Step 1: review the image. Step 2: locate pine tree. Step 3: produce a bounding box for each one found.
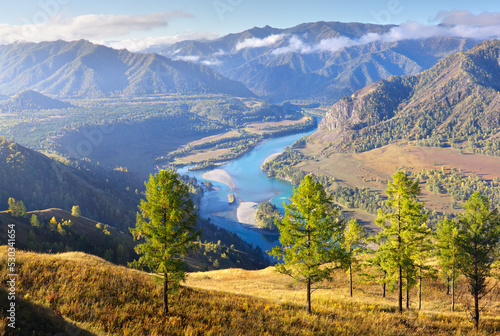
[436,218,460,311]
[30,214,41,228]
[342,219,366,297]
[374,171,428,313]
[269,175,346,314]
[455,192,500,330]
[130,170,200,314]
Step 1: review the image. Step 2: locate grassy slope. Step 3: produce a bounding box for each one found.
[1,248,499,335]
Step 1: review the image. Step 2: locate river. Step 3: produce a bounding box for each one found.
[179,128,317,252]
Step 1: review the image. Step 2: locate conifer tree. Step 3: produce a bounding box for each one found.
[342,219,366,297]
[130,170,200,314]
[71,205,81,217]
[8,197,26,217]
[374,171,428,313]
[436,218,460,311]
[455,192,500,330]
[269,175,346,314]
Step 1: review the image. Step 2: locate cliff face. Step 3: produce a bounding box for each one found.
[319,97,362,131]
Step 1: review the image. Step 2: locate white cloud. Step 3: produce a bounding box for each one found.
[103,31,219,52]
[0,11,192,44]
[270,11,500,56]
[272,35,312,55]
[436,10,500,27]
[173,55,200,63]
[235,34,285,51]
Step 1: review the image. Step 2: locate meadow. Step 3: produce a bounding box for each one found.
[1,247,499,335]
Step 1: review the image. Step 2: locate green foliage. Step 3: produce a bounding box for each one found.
[343,219,366,297]
[130,170,200,313]
[269,175,346,313]
[255,202,282,231]
[0,138,141,230]
[30,214,41,228]
[8,197,26,217]
[262,148,333,186]
[436,217,460,310]
[374,171,429,313]
[455,192,500,329]
[71,205,81,217]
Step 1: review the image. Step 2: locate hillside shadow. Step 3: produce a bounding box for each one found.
[0,287,95,336]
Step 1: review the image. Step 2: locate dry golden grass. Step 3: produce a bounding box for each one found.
[1,247,499,335]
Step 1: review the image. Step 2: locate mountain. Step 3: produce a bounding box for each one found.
[0,137,141,230]
[0,90,72,112]
[0,40,255,98]
[316,39,500,156]
[160,22,476,103]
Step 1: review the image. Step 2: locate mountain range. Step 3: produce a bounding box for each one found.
[0,40,254,98]
[160,22,477,103]
[316,39,500,155]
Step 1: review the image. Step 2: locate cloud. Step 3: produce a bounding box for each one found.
[0,11,193,44]
[436,10,500,27]
[173,55,200,63]
[103,31,219,52]
[272,35,312,55]
[235,34,285,51]
[269,11,500,56]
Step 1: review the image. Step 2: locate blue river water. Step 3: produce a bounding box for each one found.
[179,128,316,252]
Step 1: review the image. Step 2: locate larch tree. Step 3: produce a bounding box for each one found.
[269,175,346,314]
[8,197,26,217]
[130,170,200,315]
[374,171,428,314]
[71,205,81,217]
[412,223,434,311]
[342,219,366,297]
[436,218,460,311]
[455,192,500,330]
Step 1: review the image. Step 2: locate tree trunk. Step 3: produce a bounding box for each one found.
[382,270,386,298]
[451,264,455,312]
[164,273,169,315]
[307,278,312,314]
[418,268,422,311]
[446,275,450,295]
[474,244,479,330]
[398,265,403,313]
[349,264,353,297]
[406,276,410,310]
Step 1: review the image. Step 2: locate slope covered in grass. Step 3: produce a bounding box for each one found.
[1,248,499,335]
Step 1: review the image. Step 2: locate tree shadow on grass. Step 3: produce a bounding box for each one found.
[0,286,95,336]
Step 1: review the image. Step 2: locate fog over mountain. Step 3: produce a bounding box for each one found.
[157,20,493,103]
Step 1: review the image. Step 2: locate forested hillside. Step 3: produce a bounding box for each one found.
[317,39,500,155]
[0,90,72,112]
[0,137,141,229]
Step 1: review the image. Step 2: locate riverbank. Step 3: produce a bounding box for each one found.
[262,152,282,165]
[201,169,236,189]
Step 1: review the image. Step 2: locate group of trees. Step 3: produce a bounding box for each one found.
[268,172,500,331]
[129,169,499,330]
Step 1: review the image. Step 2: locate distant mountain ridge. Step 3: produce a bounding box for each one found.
[160,21,477,103]
[316,39,500,156]
[0,40,255,98]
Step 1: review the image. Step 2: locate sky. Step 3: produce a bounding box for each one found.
[0,0,500,51]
